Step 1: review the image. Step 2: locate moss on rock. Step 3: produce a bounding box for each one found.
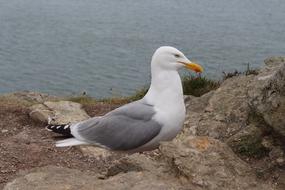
[227,125,269,158]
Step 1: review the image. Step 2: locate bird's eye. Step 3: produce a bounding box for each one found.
[174,54,181,58]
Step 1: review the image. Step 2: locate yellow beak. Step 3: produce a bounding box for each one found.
[179,61,204,73]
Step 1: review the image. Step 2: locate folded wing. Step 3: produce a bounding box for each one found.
[72,100,162,151]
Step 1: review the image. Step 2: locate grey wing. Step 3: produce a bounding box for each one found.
[75,100,162,151]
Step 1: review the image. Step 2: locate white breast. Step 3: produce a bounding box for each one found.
[153,89,185,140]
[136,98,185,151]
[136,70,186,151]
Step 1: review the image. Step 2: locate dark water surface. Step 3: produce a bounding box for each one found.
[0,0,284,97]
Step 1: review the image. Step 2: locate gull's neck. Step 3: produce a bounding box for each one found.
[144,65,184,107]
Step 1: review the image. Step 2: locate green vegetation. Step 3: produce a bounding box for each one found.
[182,75,220,97]
[229,111,270,159]
[233,135,268,159]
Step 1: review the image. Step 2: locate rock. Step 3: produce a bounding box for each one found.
[6,141,273,190]
[248,57,285,139]
[226,125,268,158]
[184,75,254,140]
[4,136,274,190]
[29,104,54,123]
[79,146,112,160]
[29,101,90,124]
[1,129,8,133]
[4,166,182,190]
[160,136,272,190]
[102,154,159,178]
[183,57,285,160]
[269,146,285,167]
[181,91,214,137]
[3,166,99,190]
[184,91,214,112]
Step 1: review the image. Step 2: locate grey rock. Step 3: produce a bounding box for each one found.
[184,56,285,148]
[184,75,254,141]
[181,92,214,138]
[4,166,97,190]
[1,129,8,133]
[226,124,268,158]
[4,166,182,190]
[29,101,90,124]
[248,57,285,138]
[185,91,214,112]
[79,146,112,159]
[269,146,285,167]
[5,137,274,190]
[160,136,273,190]
[102,153,166,178]
[29,104,54,123]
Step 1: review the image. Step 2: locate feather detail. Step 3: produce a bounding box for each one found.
[46,124,72,137]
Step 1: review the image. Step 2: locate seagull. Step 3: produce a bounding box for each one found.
[46,46,203,152]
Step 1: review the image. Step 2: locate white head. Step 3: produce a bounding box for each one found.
[151,46,203,73]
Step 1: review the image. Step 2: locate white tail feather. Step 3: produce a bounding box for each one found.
[56,138,88,147]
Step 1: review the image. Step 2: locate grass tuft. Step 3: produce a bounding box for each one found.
[182,75,220,97]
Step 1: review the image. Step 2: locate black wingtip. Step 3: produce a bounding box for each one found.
[46,124,73,137]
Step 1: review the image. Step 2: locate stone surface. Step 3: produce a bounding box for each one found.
[79,146,112,159]
[181,92,214,138]
[248,57,285,138]
[29,101,90,124]
[160,136,272,190]
[4,137,274,190]
[183,57,285,151]
[29,104,54,123]
[269,146,285,167]
[195,75,254,140]
[183,75,251,145]
[4,166,182,190]
[183,74,255,141]
[226,124,268,158]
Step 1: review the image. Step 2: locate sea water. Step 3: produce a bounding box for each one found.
[0,0,284,97]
